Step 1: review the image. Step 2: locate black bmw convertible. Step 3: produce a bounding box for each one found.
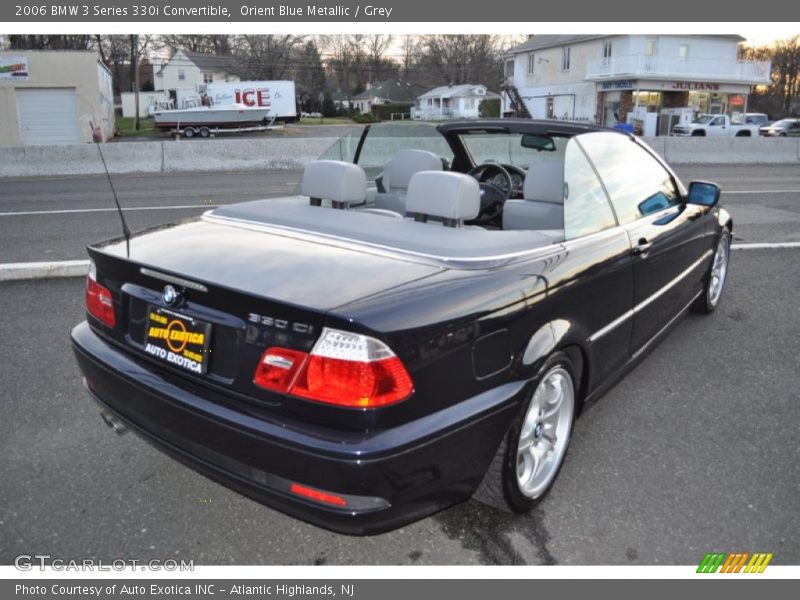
[71,119,732,534]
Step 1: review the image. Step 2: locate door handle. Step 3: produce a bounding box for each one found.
[632,239,652,256]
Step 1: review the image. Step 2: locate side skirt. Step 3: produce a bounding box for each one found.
[581,289,703,409]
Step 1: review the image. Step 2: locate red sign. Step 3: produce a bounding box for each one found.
[672,82,720,91]
[234,88,272,108]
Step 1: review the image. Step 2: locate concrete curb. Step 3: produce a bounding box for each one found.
[0,138,338,178]
[2,135,799,178]
[1,244,798,281]
[0,260,90,282]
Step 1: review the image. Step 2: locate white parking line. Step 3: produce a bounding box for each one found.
[0,204,217,217]
[731,242,800,249]
[0,259,90,281]
[725,190,800,194]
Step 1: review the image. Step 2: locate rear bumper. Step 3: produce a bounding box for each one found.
[71,321,524,534]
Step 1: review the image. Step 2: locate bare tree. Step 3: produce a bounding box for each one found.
[399,35,420,81]
[233,35,306,80]
[741,36,800,116]
[7,35,93,50]
[158,35,232,55]
[415,35,503,87]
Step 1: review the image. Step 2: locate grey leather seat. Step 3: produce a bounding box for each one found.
[406,171,480,228]
[502,161,565,232]
[375,149,443,216]
[301,160,367,209]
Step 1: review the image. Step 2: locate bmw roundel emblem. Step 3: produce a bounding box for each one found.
[162,285,180,306]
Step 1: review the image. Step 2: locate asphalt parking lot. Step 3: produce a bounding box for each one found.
[1,164,799,565]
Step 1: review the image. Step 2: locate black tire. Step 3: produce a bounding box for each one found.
[735,130,751,137]
[693,229,731,314]
[198,127,211,138]
[473,352,578,513]
[692,130,706,137]
[182,128,196,139]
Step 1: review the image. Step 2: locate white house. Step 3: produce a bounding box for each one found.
[502,35,771,136]
[412,84,500,120]
[153,49,240,94]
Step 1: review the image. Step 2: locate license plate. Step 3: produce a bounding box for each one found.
[144,307,212,374]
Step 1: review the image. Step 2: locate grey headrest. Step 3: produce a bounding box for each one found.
[384,150,442,191]
[406,171,480,221]
[523,161,565,204]
[302,160,367,205]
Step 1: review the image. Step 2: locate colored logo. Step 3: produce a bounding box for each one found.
[697,552,773,573]
[162,285,181,306]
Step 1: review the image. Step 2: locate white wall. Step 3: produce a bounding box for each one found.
[121,91,169,117]
[626,35,740,61]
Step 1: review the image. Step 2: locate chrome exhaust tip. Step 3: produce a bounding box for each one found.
[99,408,128,435]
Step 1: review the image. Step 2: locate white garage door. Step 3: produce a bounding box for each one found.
[16,88,82,144]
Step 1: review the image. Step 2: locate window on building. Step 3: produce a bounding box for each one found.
[527,53,535,75]
[546,97,555,119]
[646,39,658,56]
[505,60,515,78]
[178,68,185,81]
[602,40,613,63]
[679,44,689,60]
[203,72,214,84]
[561,47,571,72]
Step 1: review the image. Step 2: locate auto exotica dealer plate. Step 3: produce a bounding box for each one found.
[144,307,211,374]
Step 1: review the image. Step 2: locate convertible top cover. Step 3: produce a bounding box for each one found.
[208,200,563,264]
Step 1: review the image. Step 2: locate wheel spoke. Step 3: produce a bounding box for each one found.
[514,365,575,499]
[543,376,564,418]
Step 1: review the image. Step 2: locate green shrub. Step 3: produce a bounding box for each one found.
[371,102,413,121]
[479,98,501,118]
[353,112,380,123]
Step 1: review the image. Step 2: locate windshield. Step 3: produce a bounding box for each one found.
[459,133,568,170]
[693,115,714,124]
[772,119,793,128]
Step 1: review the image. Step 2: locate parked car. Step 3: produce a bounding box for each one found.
[672,114,760,137]
[759,118,800,137]
[72,120,732,534]
[740,112,770,127]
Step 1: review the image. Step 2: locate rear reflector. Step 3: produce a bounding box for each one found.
[253,347,307,393]
[252,328,413,408]
[289,483,348,507]
[86,272,115,328]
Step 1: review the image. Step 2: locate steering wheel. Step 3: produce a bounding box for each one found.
[466,162,513,226]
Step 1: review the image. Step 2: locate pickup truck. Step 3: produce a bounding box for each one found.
[672,114,764,137]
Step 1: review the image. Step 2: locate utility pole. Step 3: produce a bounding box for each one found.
[132,34,140,131]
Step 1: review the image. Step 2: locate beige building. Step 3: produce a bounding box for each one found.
[0,50,114,145]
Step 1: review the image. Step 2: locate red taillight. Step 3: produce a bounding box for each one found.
[86,274,115,328]
[253,347,307,393]
[292,355,413,408]
[289,482,348,507]
[253,328,414,408]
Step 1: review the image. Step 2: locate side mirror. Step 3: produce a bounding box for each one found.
[687,181,721,207]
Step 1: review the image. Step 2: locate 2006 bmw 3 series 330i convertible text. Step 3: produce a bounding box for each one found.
[71,119,732,534]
